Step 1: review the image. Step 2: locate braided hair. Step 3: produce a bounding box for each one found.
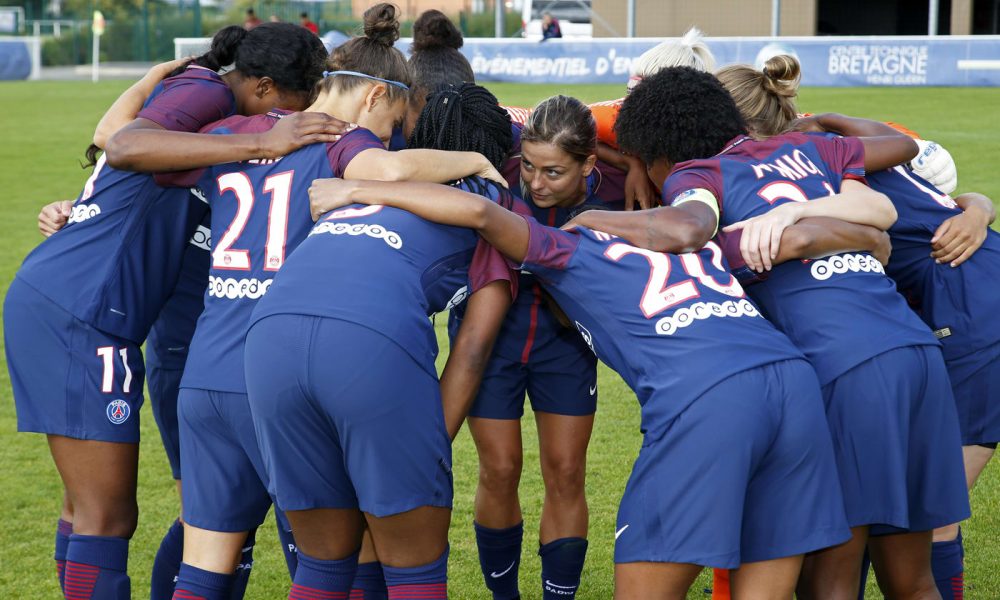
[408,83,512,171]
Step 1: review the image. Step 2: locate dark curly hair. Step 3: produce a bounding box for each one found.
[615,67,747,166]
[408,83,512,170]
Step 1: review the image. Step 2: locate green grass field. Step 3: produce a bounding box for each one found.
[0,81,998,599]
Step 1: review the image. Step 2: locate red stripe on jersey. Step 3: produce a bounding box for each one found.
[519,207,559,364]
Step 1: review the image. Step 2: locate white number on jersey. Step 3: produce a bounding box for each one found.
[213,170,294,271]
[892,165,957,209]
[604,240,745,318]
[96,346,133,394]
[758,179,836,205]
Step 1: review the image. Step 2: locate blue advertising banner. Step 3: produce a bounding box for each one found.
[393,36,1000,87]
[0,38,34,80]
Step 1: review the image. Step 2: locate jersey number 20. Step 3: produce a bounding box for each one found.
[605,240,744,318]
[213,170,294,271]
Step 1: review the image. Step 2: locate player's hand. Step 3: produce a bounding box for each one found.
[260,112,355,160]
[38,200,74,237]
[561,211,593,232]
[308,178,360,221]
[624,163,658,211]
[930,207,989,267]
[722,203,803,272]
[790,115,827,134]
[477,161,509,189]
[873,231,893,266]
[911,140,958,195]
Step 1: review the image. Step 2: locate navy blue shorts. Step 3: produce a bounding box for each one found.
[4,277,145,443]
[147,364,183,479]
[178,388,272,532]
[614,359,849,568]
[948,341,1000,446]
[245,315,453,517]
[822,344,970,532]
[467,348,598,420]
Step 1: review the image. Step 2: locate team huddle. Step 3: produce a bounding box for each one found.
[5,4,999,599]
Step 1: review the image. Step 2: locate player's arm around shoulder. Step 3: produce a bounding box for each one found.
[566,192,719,254]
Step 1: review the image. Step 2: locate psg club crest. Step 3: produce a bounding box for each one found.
[106,399,130,425]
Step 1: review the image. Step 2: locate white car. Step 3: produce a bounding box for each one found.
[521,0,592,39]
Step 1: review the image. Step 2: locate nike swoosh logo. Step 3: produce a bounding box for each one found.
[490,561,516,578]
[545,580,578,590]
[615,525,629,540]
[109,308,126,316]
[589,384,597,396]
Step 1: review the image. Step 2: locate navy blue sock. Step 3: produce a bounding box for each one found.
[474,521,522,600]
[383,547,448,599]
[151,519,184,600]
[64,534,130,600]
[229,529,256,600]
[289,551,358,600]
[932,531,964,600]
[172,563,234,600]
[857,548,870,600]
[275,514,299,577]
[55,519,73,593]
[539,537,587,600]
[350,561,388,599]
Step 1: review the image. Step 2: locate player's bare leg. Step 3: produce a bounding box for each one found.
[868,530,939,600]
[365,506,451,567]
[536,411,594,543]
[48,435,138,538]
[614,562,703,599]
[181,525,248,574]
[61,493,74,523]
[797,526,869,600]
[469,417,524,528]
[284,508,366,560]
[730,555,803,599]
[358,528,379,562]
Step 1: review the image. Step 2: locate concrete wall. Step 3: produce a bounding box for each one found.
[592,0,817,37]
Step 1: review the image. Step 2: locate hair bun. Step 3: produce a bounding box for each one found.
[762,54,801,98]
[363,3,401,47]
[204,25,248,71]
[412,10,463,51]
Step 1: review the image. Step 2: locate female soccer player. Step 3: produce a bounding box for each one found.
[302,169,911,598]
[4,23,338,599]
[244,82,516,600]
[452,95,603,600]
[717,55,1000,600]
[152,8,505,599]
[402,9,475,140]
[570,66,970,600]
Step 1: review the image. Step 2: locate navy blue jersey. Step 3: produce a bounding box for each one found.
[250,178,518,378]
[521,219,803,435]
[145,218,211,371]
[172,115,384,393]
[16,67,234,344]
[663,133,937,385]
[867,166,1000,361]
